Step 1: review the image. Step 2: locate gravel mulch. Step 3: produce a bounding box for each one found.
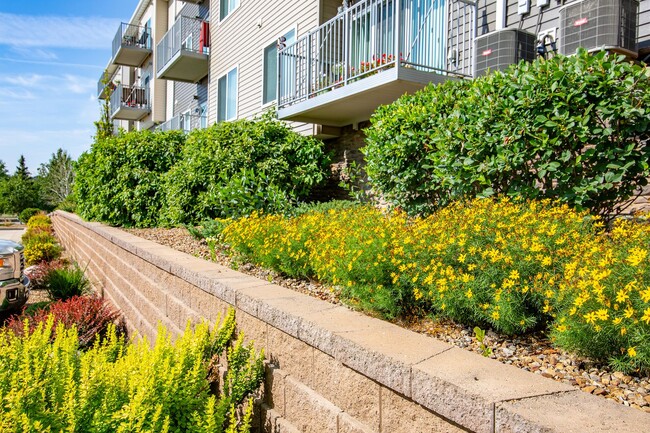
[126,227,650,413]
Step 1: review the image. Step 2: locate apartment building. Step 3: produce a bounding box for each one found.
[97,0,210,134]
[100,0,649,143]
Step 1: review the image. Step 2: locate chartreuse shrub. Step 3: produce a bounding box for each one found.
[75,129,185,227]
[22,214,61,265]
[161,114,330,225]
[221,198,650,372]
[0,309,264,432]
[364,49,650,218]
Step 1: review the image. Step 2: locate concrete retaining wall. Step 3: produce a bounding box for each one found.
[51,211,649,433]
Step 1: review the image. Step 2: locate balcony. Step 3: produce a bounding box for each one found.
[112,22,152,67]
[156,114,207,132]
[110,84,151,121]
[277,0,476,126]
[156,16,209,83]
[97,70,115,100]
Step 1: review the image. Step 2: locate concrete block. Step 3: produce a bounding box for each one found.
[236,309,268,355]
[411,347,574,433]
[264,364,288,417]
[380,386,464,433]
[332,324,450,398]
[298,306,394,355]
[191,284,231,324]
[338,412,377,433]
[284,376,340,433]
[267,326,313,384]
[495,390,650,433]
[312,350,380,432]
[235,282,295,317]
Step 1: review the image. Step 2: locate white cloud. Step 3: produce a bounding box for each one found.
[0,13,119,49]
[9,47,58,61]
[0,73,96,99]
[0,88,36,100]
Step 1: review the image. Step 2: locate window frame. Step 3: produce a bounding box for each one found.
[216,65,238,122]
[220,0,240,23]
[261,25,297,108]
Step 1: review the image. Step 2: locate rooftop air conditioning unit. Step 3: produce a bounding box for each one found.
[559,0,639,58]
[474,29,537,77]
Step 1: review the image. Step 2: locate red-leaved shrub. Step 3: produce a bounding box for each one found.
[24,259,68,290]
[7,296,124,348]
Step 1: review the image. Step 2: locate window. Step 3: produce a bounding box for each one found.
[179,110,191,132]
[262,29,296,105]
[220,0,239,21]
[199,102,207,128]
[217,67,238,122]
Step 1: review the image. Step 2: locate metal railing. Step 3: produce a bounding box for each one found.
[278,0,476,109]
[156,114,207,132]
[112,22,151,58]
[110,84,150,117]
[156,16,208,74]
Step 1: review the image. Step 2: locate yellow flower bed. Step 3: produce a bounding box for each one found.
[221,199,650,372]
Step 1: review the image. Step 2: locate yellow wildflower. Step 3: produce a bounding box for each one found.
[628,347,637,358]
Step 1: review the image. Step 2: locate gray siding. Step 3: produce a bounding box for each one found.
[477,0,649,57]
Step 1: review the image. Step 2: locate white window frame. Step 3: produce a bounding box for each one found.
[220,0,240,23]
[261,25,297,108]
[180,109,191,132]
[217,66,238,122]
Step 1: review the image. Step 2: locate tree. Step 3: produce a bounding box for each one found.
[15,155,30,180]
[37,148,75,207]
[0,156,44,214]
[0,160,8,181]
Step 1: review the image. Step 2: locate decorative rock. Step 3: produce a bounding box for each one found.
[582,386,597,394]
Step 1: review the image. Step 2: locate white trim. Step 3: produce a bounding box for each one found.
[216,65,239,122]
[496,0,506,30]
[219,0,240,24]
[260,24,298,108]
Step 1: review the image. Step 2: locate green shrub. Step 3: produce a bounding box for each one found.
[0,309,264,432]
[44,263,91,301]
[75,129,186,227]
[364,49,650,218]
[161,114,330,225]
[19,208,41,224]
[289,199,361,217]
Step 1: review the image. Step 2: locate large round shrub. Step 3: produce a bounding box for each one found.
[161,115,330,225]
[364,49,650,218]
[75,130,185,227]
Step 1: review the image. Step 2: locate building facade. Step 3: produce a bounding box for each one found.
[99,0,649,139]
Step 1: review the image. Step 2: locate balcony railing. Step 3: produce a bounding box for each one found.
[97,70,115,100]
[112,22,152,66]
[156,114,207,132]
[278,0,476,120]
[156,16,209,83]
[110,84,151,121]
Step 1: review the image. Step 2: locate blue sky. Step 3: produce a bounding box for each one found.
[0,0,137,175]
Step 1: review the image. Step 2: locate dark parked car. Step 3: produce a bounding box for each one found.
[0,239,30,313]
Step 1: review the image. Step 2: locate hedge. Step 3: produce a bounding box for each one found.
[364,49,650,218]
